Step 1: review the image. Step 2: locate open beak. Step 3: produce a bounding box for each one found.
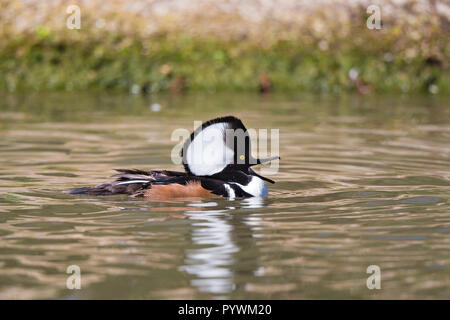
[248,156,280,184]
[256,156,280,165]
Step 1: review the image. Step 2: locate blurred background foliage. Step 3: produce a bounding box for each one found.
[0,0,448,94]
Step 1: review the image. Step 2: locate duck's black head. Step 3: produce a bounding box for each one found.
[180,116,280,183]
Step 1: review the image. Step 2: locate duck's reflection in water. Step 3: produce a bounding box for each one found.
[179,198,265,296]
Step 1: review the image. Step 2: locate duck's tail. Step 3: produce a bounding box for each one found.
[66,183,145,196]
[66,169,187,196]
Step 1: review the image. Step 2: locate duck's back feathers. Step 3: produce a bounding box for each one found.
[66,169,186,196]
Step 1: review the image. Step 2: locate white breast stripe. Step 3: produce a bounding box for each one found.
[233,176,268,198]
[224,184,236,199]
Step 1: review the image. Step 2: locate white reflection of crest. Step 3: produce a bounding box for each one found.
[179,200,266,296]
[179,205,238,294]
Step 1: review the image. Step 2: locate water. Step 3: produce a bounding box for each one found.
[0,92,449,299]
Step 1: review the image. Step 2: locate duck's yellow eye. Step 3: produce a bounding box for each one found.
[239,155,245,160]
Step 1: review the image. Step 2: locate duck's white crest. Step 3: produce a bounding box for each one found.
[184,122,234,176]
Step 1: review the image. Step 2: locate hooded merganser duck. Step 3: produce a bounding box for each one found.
[67,116,279,199]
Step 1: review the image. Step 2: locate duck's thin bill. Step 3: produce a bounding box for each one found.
[256,156,280,165]
[248,167,276,184]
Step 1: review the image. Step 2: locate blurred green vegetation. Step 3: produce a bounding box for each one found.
[0,1,448,94]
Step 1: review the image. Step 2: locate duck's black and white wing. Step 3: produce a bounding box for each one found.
[66,169,186,196]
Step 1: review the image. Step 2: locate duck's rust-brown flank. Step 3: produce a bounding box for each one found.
[143,181,214,199]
